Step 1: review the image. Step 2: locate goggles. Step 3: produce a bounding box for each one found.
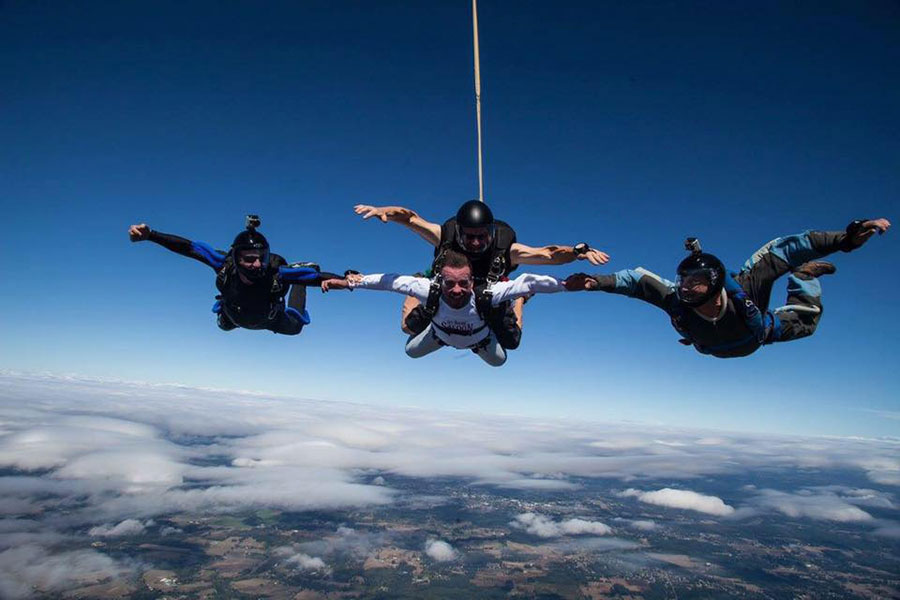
[441,277,473,291]
[676,268,718,301]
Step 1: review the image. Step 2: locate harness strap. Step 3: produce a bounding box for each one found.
[474,285,494,320]
[469,335,494,351]
[430,327,448,347]
[422,276,443,320]
[215,254,290,321]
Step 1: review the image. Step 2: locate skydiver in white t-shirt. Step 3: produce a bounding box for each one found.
[321,250,594,366]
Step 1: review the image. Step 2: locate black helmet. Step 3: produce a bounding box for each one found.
[231,216,270,281]
[676,252,725,307]
[455,200,495,254]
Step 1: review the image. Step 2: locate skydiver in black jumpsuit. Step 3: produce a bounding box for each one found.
[129,217,346,335]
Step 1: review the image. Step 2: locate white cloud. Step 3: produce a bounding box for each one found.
[55,450,185,491]
[872,522,900,538]
[695,437,729,445]
[511,513,613,538]
[288,553,327,570]
[620,488,735,516]
[809,486,896,509]
[853,456,900,486]
[88,519,148,537]
[0,544,131,600]
[424,539,458,562]
[292,527,388,560]
[559,518,614,536]
[748,489,874,522]
[629,520,657,531]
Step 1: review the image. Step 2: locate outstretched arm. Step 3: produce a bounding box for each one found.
[354,205,442,247]
[510,242,610,267]
[489,272,612,305]
[584,268,674,310]
[322,273,432,302]
[489,273,565,304]
[278,265,345,286]
[128,223,225,270]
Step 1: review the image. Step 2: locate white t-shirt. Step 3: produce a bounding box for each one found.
[353,273,566,348]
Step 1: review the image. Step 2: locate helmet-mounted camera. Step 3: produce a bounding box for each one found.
[684,237,702,255]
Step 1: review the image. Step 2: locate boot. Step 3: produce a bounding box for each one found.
[793,261,836,279]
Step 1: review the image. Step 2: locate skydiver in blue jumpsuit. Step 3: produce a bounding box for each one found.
[584,218,891,358]
[128,216,347,335]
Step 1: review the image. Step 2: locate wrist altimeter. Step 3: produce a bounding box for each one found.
[843,219,870,251]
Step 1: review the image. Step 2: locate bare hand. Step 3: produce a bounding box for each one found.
[354,204,389,223]
[129,223,151,242]
[576,248,610,266]
[563,273,598,291]
[346,272,363,285]
[321,278,350,293]
[851,218,891,247]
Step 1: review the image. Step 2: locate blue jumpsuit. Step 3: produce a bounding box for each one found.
[590,230,849,358]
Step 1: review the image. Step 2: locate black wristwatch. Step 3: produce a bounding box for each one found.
[842,219,868,252]
[573,242,590,256]
[846,219,868,237]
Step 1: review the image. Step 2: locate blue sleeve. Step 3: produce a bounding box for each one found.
[612,269,645,295]
[278,266,325,284]
[190,241,226,270]
[590,268,674,309]
[147,230,226,271]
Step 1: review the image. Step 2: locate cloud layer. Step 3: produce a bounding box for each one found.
[0,373,898,596]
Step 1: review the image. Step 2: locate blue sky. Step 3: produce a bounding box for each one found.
[2,1,897,437]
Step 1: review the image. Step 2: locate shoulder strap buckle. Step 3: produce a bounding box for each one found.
[474,284,494,319]
[487,255,505,284]
[423,275,443,318]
